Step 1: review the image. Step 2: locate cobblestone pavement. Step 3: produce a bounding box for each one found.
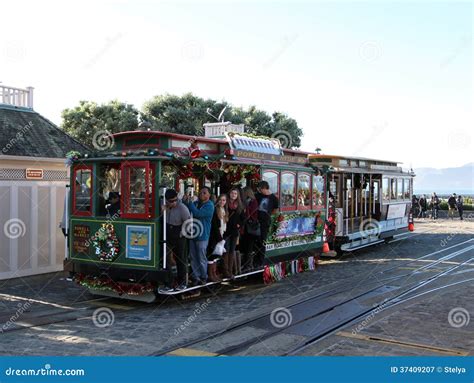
[0,217,472,356]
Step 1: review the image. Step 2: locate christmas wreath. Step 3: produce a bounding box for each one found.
[91,223,120,262]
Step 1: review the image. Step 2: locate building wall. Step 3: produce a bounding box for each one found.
[0,157,68,280]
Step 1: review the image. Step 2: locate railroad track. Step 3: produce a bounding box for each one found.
[155,240,474,356]
[1,233,471,341]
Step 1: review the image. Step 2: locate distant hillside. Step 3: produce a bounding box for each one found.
[414,163,474,195]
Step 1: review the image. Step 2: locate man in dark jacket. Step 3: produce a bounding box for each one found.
[105,192,121,218]
[255,181,279,268]
[448,193,457,219]
[457,195,464,220]
[430,192,440,220]
[418,195,427,219]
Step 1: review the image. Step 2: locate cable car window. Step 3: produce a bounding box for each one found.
[313,175,325,208]
[73,166,93,216]
[98,165,121,217]
[178,178,199,200]
[391,178,397,200]
[281,172,296,209]
[382,177,390,202]
[297,173,311,209]
[373,180,380,201]
[262,170,279,195]
[121,161,152,218]
[161,164,176,189]
[404,178,411,199]
[397,178,403,200]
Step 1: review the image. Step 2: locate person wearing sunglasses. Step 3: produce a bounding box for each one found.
[160,189,191,292]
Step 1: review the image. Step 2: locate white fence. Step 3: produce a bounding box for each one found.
[0,179,66,280]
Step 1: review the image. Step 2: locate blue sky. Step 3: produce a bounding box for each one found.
[1,0,472,168]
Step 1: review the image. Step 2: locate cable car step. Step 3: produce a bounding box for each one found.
[157,268,264,296]
[88,288,157,303]
[341,239,385,252]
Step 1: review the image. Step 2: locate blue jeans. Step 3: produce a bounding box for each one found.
[189,240,209,281]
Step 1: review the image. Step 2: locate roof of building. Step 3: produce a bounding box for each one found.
[0,104,90,158]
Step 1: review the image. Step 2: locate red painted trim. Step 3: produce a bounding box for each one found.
[72,164,93,216]
[280,171,297,211]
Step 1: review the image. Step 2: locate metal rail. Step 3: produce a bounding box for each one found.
[153,240,474,356]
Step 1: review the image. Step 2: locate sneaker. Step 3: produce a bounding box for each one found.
[175,283,187,291]
[158,286,174,294]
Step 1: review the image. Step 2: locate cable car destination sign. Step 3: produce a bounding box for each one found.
[225,132,306,165]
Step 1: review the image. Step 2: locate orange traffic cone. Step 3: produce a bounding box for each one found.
[408,212,415,231]
[322,242,330,253]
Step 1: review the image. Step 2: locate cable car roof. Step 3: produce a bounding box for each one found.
[308,154,402,166]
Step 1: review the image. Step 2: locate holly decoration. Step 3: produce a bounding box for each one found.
[75,274,155,296]
[92,223,120,262]
[223,164,259,184]
[325,193,336,244]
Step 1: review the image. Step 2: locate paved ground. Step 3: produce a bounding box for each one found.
[0,216,472,356]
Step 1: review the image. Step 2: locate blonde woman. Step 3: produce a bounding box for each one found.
[207,194,229,281]
[225,187,245,276]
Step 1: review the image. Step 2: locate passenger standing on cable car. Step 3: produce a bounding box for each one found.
[207,194,228,281]
[160,189,191,293]
[241,186,259,271]
[225,187,245,276]
[183,187,214,285]
[255,181,279,268]
[105,192,121,218]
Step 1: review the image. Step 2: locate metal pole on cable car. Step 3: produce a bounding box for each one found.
[64,184,70,259]
[162,187,167,270]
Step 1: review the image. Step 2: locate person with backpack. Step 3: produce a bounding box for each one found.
[430,192,440,220]
[448,193,457,220]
